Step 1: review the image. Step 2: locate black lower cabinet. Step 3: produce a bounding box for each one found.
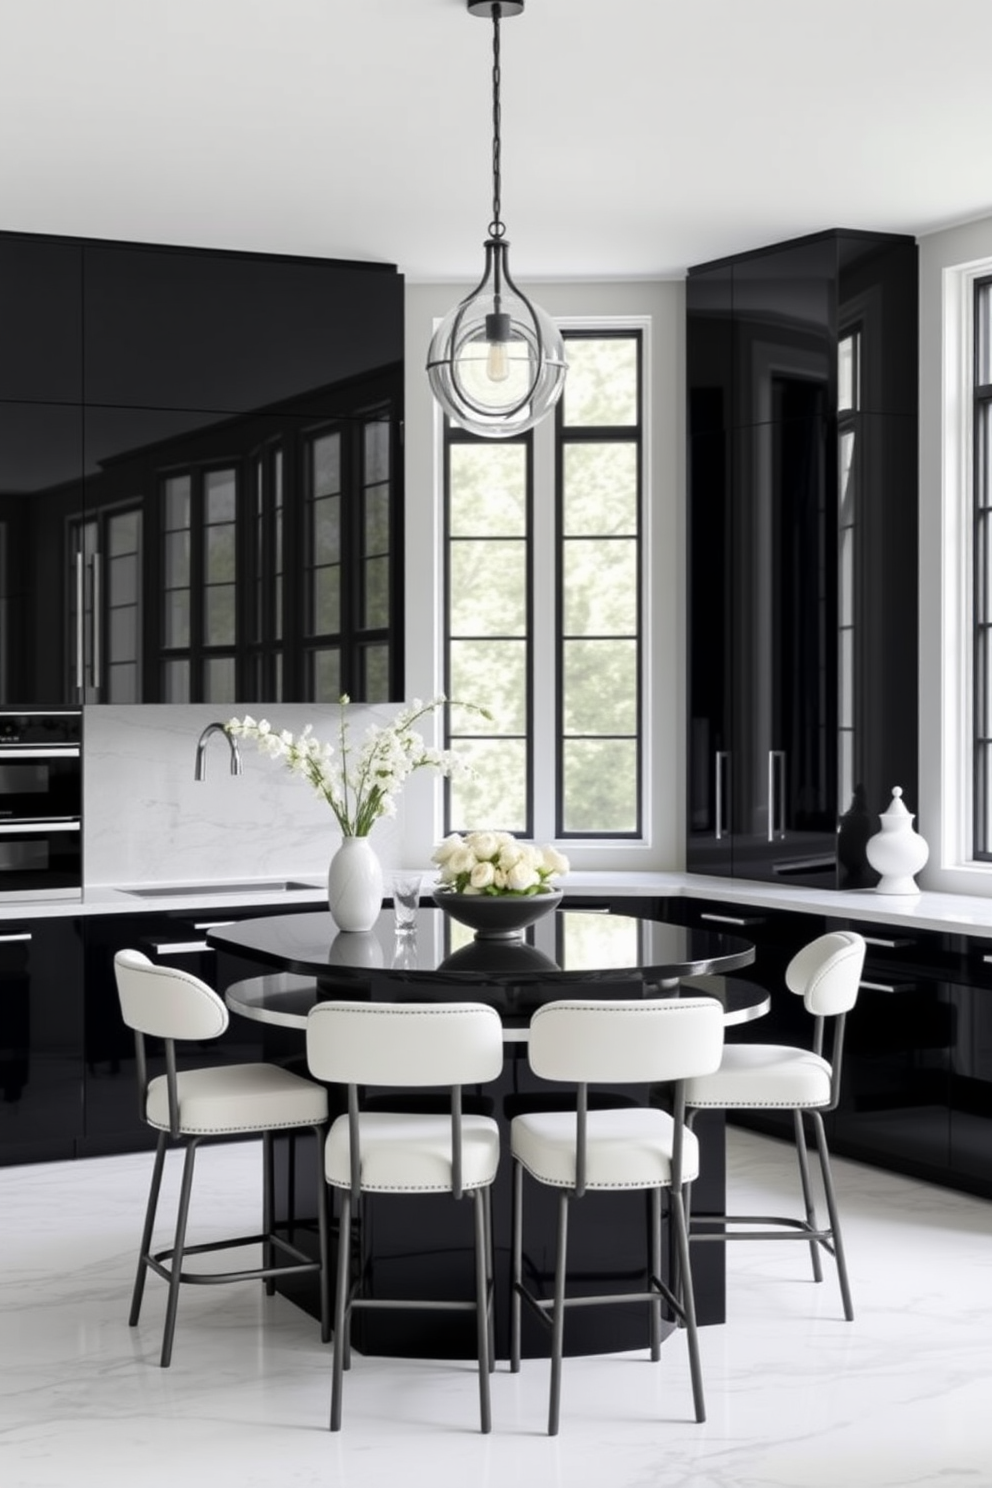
[654,898,992,1200]
[0,917,84,1164]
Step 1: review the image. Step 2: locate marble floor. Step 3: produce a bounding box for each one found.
[1,1128,990,1488]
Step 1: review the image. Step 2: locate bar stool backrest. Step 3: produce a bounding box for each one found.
[114,948,229,1041]
[527,997,724,1086]
[785,931,866,1017]
[307,1000,504,1088]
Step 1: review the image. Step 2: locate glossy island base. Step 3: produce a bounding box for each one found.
[264,1046,727,1359]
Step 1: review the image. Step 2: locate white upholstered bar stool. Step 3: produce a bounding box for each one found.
[510,997,725,1435]
[684,929,866,1319]
[306,1000,503,1433]
[114,949,330,1367]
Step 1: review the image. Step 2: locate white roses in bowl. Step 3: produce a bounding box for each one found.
[432,830,570,897]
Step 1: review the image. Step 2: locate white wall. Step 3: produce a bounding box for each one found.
[918,212,992,893]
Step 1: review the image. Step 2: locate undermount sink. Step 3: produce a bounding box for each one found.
[120,880,320,898]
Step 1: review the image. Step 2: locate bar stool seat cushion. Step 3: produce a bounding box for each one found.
[685,1045,832,1110]
[512,1106,700,1190]
[324,1110,500,1193]
[145,1062,329,1136]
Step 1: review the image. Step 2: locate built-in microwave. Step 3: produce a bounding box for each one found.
[0,711,82,900]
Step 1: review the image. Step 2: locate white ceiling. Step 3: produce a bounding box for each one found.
[1,0,991,282]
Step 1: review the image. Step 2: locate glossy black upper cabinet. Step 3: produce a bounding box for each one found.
[0,235,82,404]
[0,401,84,706]
[0,231,405,705]
[686,229,919,890]
[83,243,404,416]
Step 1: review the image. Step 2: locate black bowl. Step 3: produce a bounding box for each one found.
[432,886,563,939]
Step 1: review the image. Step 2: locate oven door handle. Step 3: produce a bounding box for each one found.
[0,746,81,759]
[0,820,81,834]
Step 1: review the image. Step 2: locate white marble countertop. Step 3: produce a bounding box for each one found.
[5,868,992,939]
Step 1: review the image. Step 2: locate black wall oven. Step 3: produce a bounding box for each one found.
[0,711,82,900]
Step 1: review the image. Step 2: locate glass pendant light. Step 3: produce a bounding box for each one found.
[427,0,567,439]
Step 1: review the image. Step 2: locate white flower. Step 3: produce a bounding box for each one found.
[469,860,496,890]
[225,695,488,838]
[506,860,539,892]
[540,846,570,877]
[432,831,569,897]
[466,830,500,860]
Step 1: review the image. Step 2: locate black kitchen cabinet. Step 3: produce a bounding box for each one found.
[83,242,403,417]
[686,230,918,889]
[0,235,82,404]
[0,917,84,1164]
[0,401,85,706]
[0,230,405,706]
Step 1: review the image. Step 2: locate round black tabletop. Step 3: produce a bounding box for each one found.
[209,906,762,1030]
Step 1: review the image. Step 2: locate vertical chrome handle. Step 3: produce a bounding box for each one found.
[91,551,102,691]
[74,550,84,693]
[768,750,786,841]
[715,750,730,840]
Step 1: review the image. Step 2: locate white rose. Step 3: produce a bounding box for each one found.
[540,846,570,877]
[431,834,462,866]
[448,846,476,876]
[506,861,539,893]
[466,830,500,861]
[498,842,523,870]
[469,861,495,889]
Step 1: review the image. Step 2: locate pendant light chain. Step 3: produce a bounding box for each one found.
[489,4,505,240]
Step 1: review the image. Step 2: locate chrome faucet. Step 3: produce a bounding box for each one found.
[194,722,243,781]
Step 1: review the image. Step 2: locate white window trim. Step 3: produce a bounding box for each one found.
[942,257,988,871]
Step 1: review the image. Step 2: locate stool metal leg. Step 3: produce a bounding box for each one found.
[314,1128,331,1345]
[548,1191,570,1437]
[812,1111,854,1321]
[670,1185,705,1424]
[472,1188,492,1434]
[793,1109,824,1283]
[160,1138,199,1368]
[649,1186,662,1361]
[263,1130,276,1296]
[130,1130,167,1328]
[330,1189,352,1431]
[510,1160,523,1373]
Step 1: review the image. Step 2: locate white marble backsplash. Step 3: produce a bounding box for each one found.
[82,704,441,888]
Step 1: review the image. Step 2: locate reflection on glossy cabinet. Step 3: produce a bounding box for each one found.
[686,229,919,889]
[0,918,84,1164]
[0,230,405,706]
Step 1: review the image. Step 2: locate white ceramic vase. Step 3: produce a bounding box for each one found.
[327,836,384,932]
[865,787,929,894]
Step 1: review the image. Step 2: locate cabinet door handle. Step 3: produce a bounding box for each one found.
[150,940,215,955]
[715,751,730,840]
[859,979,913,994]
[768,750,786,841]
[75,550,84,694]
[864,936,914,949]
[91,551,102,692]
[700,912,755,927]
[982,954,992,965]
[0,932,32,943]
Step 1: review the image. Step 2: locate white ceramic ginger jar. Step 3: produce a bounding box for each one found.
[865,787,928,894]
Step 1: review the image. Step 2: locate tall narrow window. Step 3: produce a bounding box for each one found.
[445,437,531,832]
[557,333,642,836]
[973,279,992,856]
[442,325,645,842]
[837,329,860,810]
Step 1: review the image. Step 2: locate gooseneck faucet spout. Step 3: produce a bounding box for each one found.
[194,722,243,781]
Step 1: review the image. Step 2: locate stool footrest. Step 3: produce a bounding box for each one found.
[147,1230,322,1287]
